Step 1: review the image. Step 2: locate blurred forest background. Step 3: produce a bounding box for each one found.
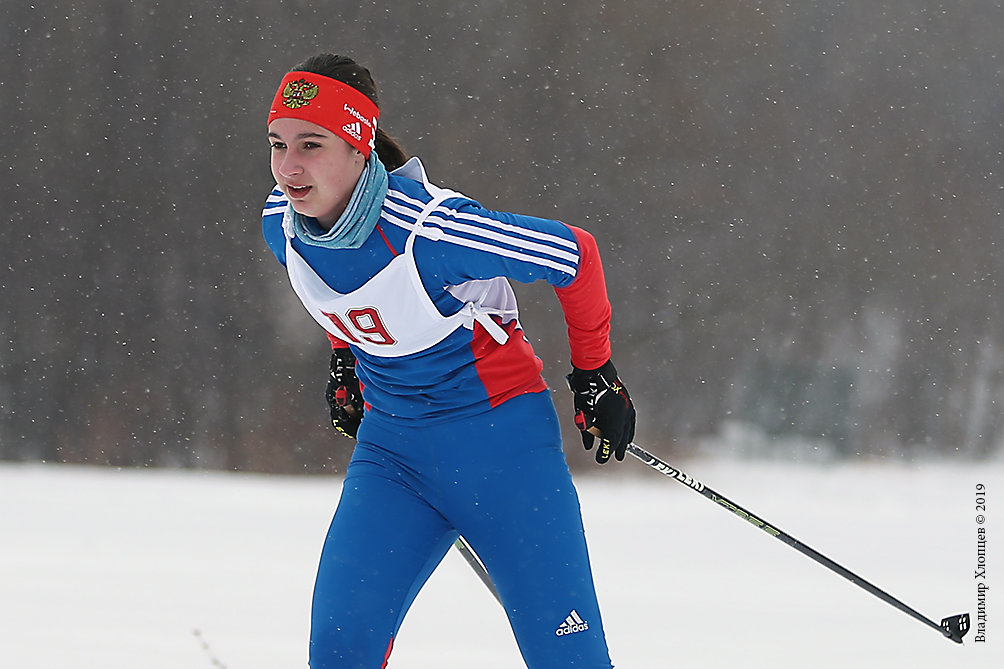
[2,1,1001,473]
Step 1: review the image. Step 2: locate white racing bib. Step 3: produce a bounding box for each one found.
[283,167,515,358]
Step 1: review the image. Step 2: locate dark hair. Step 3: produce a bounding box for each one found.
[291,53,408,171]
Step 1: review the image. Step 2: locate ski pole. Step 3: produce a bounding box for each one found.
[454,536,501,604]
[193,629,228,668]
[625,441,970,644]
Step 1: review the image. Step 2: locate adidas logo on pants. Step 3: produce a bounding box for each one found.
[554,609,589,636]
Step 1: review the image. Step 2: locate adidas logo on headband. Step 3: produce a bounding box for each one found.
[342,121,363,141]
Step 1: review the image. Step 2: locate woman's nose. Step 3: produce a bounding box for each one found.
[278,150,302,177]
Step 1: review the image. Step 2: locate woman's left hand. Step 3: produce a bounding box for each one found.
[566,360,636,463]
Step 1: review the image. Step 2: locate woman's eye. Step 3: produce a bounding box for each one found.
[270,142,286,150]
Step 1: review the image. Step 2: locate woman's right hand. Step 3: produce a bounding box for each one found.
[325,348,364,438]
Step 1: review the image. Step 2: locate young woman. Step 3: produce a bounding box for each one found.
[261,53,635,669]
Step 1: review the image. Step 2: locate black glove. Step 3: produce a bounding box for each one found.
[566,359,636,463]
[325,348,364,439]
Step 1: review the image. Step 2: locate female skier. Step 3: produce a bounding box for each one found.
[261,53,635,669]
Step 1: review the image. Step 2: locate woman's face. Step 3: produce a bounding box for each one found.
[268,117,365,228]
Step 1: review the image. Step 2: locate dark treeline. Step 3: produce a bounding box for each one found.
[2,1,1001,472]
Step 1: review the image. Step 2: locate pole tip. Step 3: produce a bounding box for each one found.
[940,613,970,644]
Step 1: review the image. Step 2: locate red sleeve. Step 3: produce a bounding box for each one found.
[327,333,351,349]
[553,225,612,370]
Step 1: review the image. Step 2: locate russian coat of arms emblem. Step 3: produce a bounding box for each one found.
[281,78,319,109]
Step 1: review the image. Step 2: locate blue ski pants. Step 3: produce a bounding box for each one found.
[308,390,613,669]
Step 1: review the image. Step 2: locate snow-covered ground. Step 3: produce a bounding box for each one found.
[1,455,998,668]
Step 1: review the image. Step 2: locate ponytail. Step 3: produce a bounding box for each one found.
[374,128,408,171]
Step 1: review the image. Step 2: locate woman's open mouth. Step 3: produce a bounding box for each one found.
[287,185,312,199]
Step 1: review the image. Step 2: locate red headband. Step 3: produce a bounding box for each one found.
[268,71,380,157]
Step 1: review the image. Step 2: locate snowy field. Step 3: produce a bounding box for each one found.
[1,455,999,668]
